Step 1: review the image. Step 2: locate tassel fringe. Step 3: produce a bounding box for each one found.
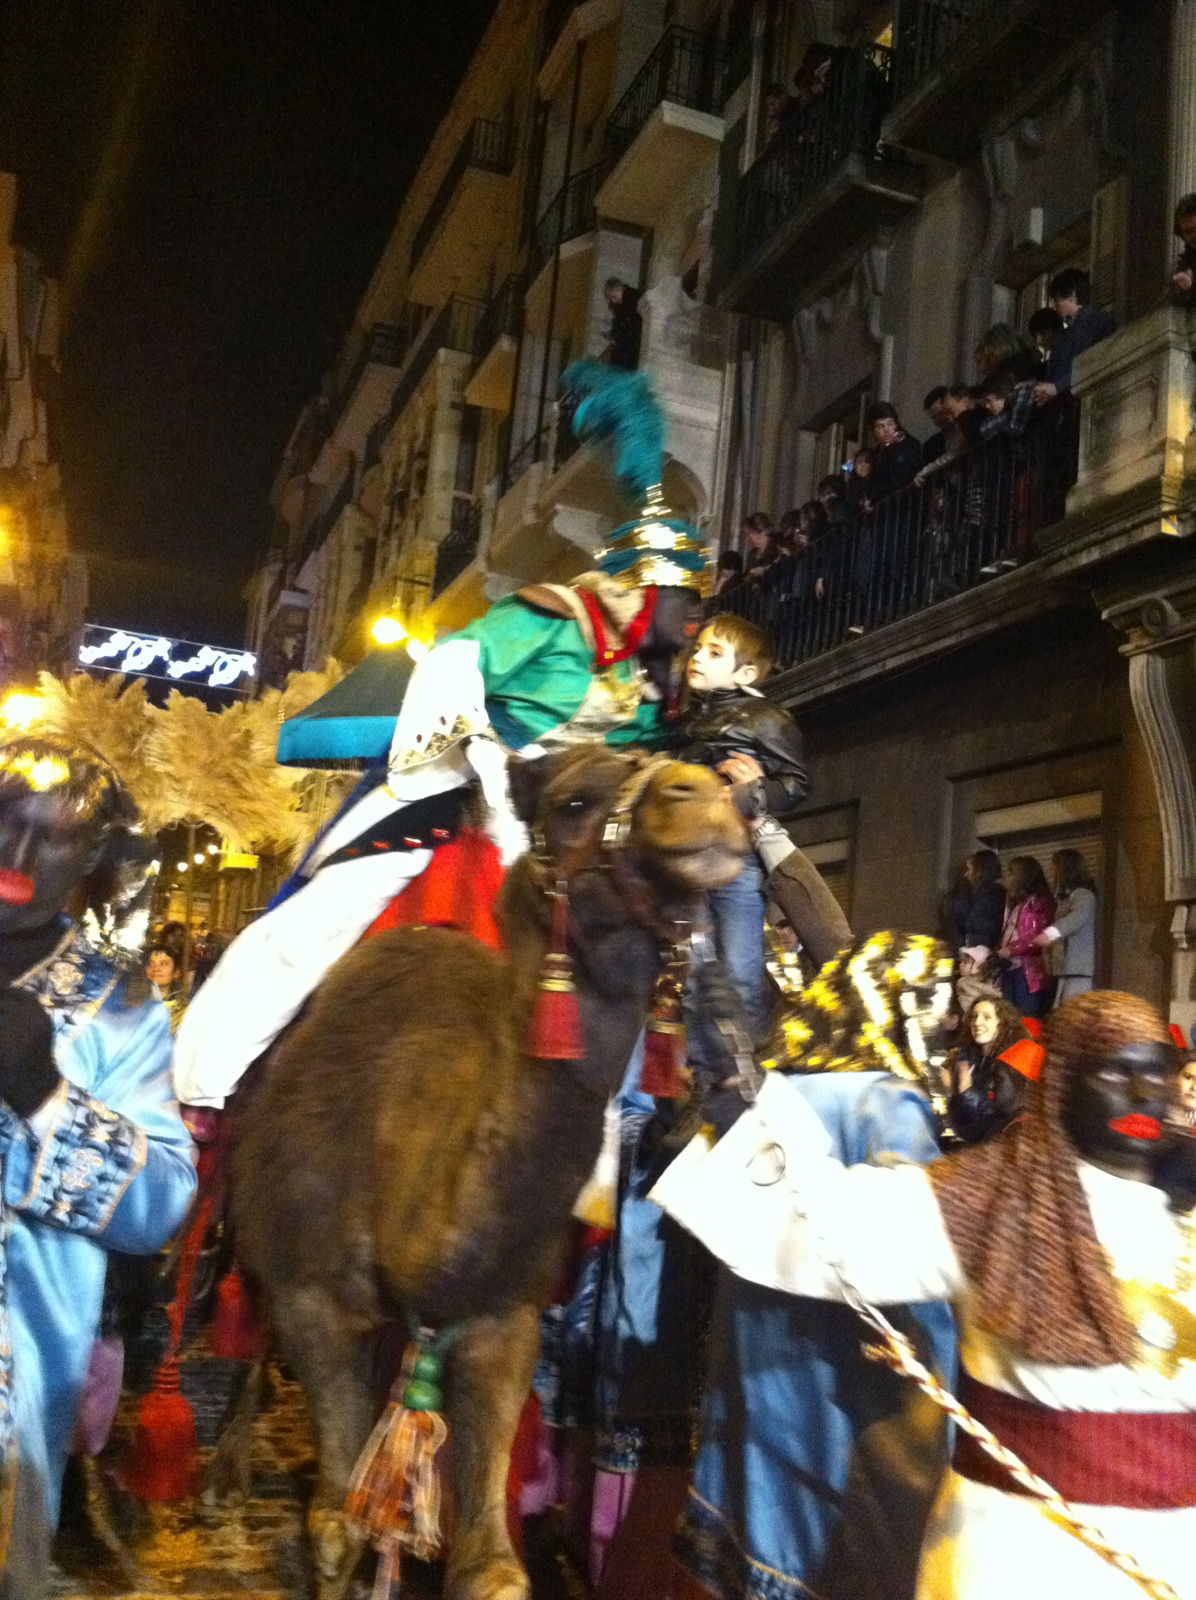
[346,1329,459,1596]
[528,885,584,1061]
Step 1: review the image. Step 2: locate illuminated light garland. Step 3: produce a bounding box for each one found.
[78,626,256,690]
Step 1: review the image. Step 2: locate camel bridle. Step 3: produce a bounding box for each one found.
[529,753,694,948]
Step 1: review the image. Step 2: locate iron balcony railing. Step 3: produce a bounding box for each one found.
[605,26,729,165]
[714,405,1077,673]
[410,118,517,271]
[501,428,549,495]
[892,0,988,104]
[298,470,356,571]
[533,162,606,270]
[728,45,895,282]
[382,295,486,433]
[473,273,525,368]
[337,322,406,409]
[432,499,483,596]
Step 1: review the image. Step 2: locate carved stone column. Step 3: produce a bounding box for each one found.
[1170,0,1196,213]
[1103,570,1196,1033]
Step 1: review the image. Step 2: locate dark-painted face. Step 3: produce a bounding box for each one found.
[0,785,104,934]
[1063,1039,1179,1180]
[639,587,702,706]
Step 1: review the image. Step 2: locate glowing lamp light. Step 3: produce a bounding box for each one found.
[194,853,205,866]
[406,638,429,663]
[207,843,219,855]
[371,615,407,647]
[1,692,43,731]
[177,861,189,872]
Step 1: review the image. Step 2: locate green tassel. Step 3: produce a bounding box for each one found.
[561,360,666,502]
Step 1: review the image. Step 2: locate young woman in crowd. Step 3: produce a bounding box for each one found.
[998,854,1056,1018]
[741,513,778,585]
[948,993,1041,1144]
[1035,849,1098,1003]
[959,849,1006,972]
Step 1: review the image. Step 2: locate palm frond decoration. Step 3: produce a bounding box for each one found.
[560,360,666,502]
[142,690,304,852]
[30,671,167,823]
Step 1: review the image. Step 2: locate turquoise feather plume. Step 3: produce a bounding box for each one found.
[560,360,665,502]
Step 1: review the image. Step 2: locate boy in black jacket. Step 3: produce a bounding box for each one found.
[679,613,851,1047]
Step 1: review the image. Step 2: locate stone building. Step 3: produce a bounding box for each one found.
[253,0,1196,1025]
[248,0,740,682]
[709,0,1196,1027]
[0,172,87,685]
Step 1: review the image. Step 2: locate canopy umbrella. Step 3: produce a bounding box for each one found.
[275,649,414,769]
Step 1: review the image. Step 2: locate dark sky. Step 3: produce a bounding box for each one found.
[0,0,494,645]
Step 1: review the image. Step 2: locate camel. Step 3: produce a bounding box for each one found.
[227,743,748,1600]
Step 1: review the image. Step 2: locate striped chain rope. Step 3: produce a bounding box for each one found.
[834,1278,1180,1600]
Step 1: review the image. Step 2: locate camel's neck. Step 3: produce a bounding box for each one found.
[497,858,666,1101]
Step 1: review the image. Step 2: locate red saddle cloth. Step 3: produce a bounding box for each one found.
[364,826,505,952]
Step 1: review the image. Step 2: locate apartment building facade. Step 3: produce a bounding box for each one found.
[252,0,1196,1024]
[0,172,87,686]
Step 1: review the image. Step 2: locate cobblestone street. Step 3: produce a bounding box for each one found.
[48,1341,578,1600]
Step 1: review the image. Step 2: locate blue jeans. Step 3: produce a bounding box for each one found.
[686,857,770,1083]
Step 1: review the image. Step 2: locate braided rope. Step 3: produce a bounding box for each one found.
[836,1282,1180,1600]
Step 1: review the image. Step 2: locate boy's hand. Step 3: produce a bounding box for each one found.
[717,754,764,785]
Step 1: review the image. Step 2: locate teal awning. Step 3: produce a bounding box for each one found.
[276,650,413,768]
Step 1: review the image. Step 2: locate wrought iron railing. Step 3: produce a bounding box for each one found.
[713,406,1077,672]
[533,162,606,270]
[432,499,483,596]
[338,322,406,405]
[728,45,895,282]
[892,0,989,104]
[383,295,487,432]
[501,429,550,494]
[298,470,356,571]
[605,26,729,164]
[410,118,517,271]
[473,273,525,368]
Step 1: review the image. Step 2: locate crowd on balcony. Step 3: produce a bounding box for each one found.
[718,267,1118,664]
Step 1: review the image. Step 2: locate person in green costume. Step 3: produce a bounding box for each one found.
[174,363,708,1110]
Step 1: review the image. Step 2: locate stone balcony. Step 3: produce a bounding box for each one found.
[722,305,1196,712]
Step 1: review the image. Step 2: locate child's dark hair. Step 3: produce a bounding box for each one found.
[702,613,774,678]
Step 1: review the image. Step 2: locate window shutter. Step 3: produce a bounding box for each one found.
[1088,176,1127,319]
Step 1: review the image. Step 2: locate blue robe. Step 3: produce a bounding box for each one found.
[676,1072,956,1600]
[1,927,196,1578]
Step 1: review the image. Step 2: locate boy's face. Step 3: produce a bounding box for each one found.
[687,629,757,694]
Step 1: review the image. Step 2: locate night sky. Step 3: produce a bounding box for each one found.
[0,0,494,645]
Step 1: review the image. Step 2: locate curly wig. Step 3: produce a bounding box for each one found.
[930,990,1173,1368]
[761,930,955,1096]
[0,737,158,982]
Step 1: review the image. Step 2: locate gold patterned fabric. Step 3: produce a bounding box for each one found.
[761,931,955,1097]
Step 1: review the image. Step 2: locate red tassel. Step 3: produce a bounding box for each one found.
[122,1359,197,1502]
[211,1269,262,1361]
[640,958,688,1098]
[527,888,584,1061]
[640,1021,687,1098]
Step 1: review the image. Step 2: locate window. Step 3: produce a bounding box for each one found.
[810,386,873,487]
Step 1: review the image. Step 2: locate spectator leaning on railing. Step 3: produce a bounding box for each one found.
[1034,267,1116,404]
[1170,192,1196,306]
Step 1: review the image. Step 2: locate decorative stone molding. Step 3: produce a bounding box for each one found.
[1065,306,1196,523]
[1101,567,1196,1025]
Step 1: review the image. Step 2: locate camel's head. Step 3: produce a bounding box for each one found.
[509,744,748,901]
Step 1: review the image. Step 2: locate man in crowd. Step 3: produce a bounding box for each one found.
[922,386,951,465]
[1170,192,1196,306]
[1034,267,1116,404]
[603,277,642,370]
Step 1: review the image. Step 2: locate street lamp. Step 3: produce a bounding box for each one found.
[0,692,42,731]
[371,614,407,647]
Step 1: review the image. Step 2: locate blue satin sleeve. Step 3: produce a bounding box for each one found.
[2,995,196,1252]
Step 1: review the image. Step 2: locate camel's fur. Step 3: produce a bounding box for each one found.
[228,746,746,1600]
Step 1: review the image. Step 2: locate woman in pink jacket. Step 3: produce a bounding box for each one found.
[998,854,1056,1020]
